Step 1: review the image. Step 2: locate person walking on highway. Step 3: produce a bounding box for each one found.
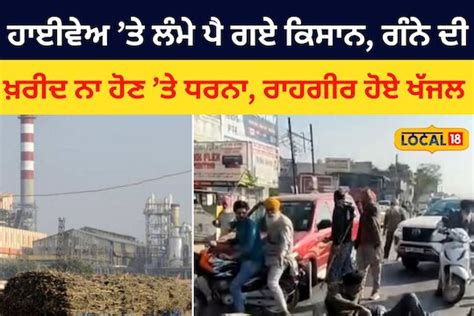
[383,199,406,260]
[325,270,431,316]
[327,188,356,284]
[264,197,294,316]
[219,200,264,313]
[355,188,383,301]
[213,196,235,238]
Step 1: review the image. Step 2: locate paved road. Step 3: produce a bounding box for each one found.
[293,260,473,316]
[201,260,473,315]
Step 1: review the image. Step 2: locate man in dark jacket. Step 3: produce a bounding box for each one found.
[447,199,474,234]
[355,188,383,301]
[327,188,356,283]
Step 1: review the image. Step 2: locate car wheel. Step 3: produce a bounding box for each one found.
[310,260,318,287]
[402,257,419,270]
[299,260,316,300]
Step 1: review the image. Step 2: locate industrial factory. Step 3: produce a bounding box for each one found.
[30,227,146,274]
[1,116,191,279]
[144,194,192,278]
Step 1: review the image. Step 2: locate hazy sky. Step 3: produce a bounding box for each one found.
[279,115,473,195]
[0,116,192,241]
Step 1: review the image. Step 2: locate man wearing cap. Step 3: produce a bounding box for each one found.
[264,197,294,315]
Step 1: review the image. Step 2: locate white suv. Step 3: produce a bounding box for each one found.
[394,197,467,269]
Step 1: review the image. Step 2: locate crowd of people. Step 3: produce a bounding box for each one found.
[325,188,431,316]
[212,190,474,315]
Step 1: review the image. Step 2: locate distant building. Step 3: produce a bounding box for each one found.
[332,172,391,201]
[194,115,280,204]
[0,193,14,227]
[0,193,13,212]
[31,227,145,274]
[0,226,47,259]
[279,158,379,194]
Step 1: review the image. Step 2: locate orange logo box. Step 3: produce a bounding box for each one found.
[394,125,469,153]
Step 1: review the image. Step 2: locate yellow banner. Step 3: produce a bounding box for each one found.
[0,60,472,114]
[394,126,470,153]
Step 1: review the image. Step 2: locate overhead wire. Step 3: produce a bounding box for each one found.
[11,169,192,198]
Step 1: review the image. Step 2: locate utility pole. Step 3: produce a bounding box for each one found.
[395,154,400,200]
[310,124,315,174]
[288,117,298,194]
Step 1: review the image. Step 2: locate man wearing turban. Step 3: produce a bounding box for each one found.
[264,197,294,315]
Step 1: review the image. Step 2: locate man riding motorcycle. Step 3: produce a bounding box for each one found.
[195,198,301,315]
[218,200,264,313]
[435,199,474,297]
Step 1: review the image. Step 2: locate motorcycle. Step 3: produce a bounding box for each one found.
[194,247,303,314]
[437,219,473,304]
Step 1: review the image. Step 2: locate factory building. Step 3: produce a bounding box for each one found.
[0,193,15,227]
[144,194,192,278]
[31,227,145,274]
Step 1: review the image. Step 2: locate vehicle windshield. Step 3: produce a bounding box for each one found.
[249,200,314,232]
[378,200,390,206]
[424,199,460,216]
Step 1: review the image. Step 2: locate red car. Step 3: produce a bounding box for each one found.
[246,193,360,292]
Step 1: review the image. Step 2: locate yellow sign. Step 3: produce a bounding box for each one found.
[394,126,470,153]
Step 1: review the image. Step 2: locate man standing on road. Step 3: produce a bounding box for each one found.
[327,188,356,283]
[213,196,235,237]
[325,270,431,316]
[383,199,406,260]
[447,199,474,234]
[220,200,264,313]
[264,197,294,316]
[355,188,383,301]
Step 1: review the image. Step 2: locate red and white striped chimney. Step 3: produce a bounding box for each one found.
[19,115,36,207]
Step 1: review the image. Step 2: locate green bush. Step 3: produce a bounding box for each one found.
[0,259,38,279]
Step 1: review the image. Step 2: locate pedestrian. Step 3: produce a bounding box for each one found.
[401,201,411,218]
[219,200,264,313]
[355,188,383,301]
[264,197,294,316]
[327,188,356,284]
[407,201,415,218]
[325,270,431,316]
[213,195,235,237]
[383,199,406,260]
[446,199,474,234]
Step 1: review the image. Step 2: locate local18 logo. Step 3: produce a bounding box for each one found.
[395,125,469,153]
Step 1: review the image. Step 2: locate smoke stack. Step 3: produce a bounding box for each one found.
[19,115,35,208]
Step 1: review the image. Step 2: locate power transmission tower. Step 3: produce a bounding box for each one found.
[56,217,66,263]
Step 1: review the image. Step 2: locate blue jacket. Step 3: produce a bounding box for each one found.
[233,218,264,264]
